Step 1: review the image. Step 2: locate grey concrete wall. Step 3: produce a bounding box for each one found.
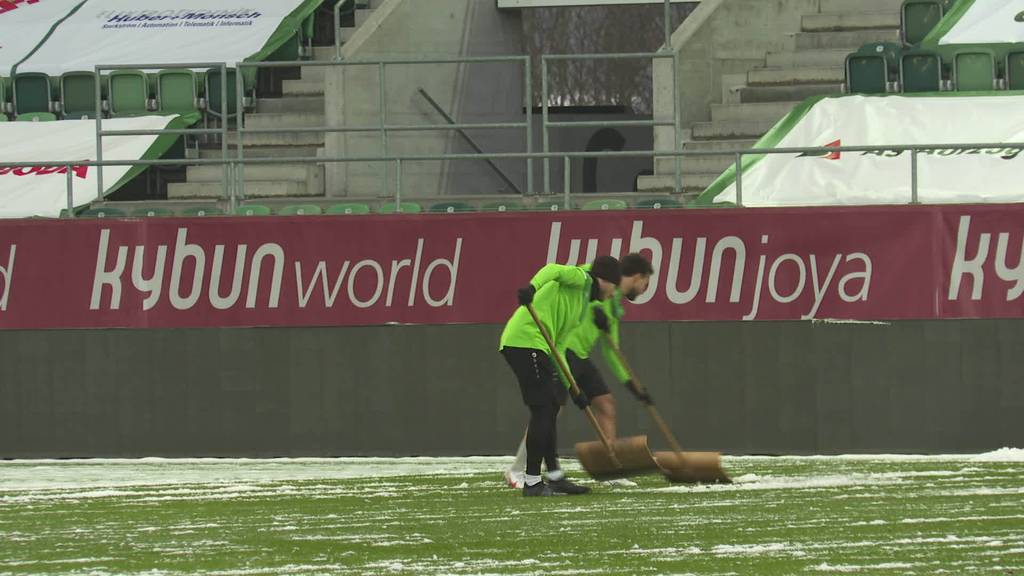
[2,320,1021,458]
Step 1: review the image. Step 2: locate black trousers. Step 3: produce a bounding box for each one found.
[501,347,564,477]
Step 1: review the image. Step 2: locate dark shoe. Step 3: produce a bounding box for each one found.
[548,478,591,495]
[523,481,554,497]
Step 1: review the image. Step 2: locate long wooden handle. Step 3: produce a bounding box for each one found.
[526,303,621,468]
[603,333,685,456]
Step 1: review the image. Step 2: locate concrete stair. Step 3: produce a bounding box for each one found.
[638,0,902,196]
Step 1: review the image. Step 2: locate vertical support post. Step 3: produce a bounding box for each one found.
[663,0,672,51]
[221,63,229,203]
[525,56,533,196]
[228,162,237,214]
[563,155,571,209]
[672,52,681,195]
[542,58,550,194]
[334,1,342,60]
[735,152,743,207]
[235,64,246,201]
[66,164,75,218]
[379,61,388,195]
[94,65,104,199]
[910,148,919,204]
[395,158,402,209]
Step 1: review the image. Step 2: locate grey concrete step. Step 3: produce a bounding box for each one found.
[739,83,842,103]
[226,131,325,147]
[282,78,325,96]
[198,146,322,160]
[766,49,851,69]
[311,46,338,61]
[710,101,799,123]
[637,172,718,193]
[657,155,734,175]
[255,96,325,115]
[693,120,776,140]
[168,181,310,199]
[355,8,374,27]
[819,0,903,14]
[802,12,900,32]
[187,165,310,183]
[244,113,326,130]
[748,66,844,86]
[794,29,900,50]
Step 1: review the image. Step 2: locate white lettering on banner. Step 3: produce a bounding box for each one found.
[294,238,463,310]
[547,220,874,320]
[949,215,1024,302]
[0,245,15,312]
[90,228,283,311]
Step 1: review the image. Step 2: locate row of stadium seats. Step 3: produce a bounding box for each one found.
[76,197,685,218]
[0,69,248,121]
[847,43,1024,94]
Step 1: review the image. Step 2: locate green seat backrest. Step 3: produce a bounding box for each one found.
[902,0,943,46]
[429,201,474,214]
[61,73,99,119]
[1008,52,1024,91]
[16,111,57,122]
[81,207,127,218]
[14,73,51,115]
[901,51,942,92]
[279,204,323,216]
[954,51,995,91]
[482,200,523,212]
[157,70,198,115]
[326,203,371,215]
[206,68,238,118]
[109,71,149,116]
[534,200,570,211]
[379,202,422,214]
[847,55,889,94]
[181,206,224,217]
[234,204,272,216]
[635,197,682,209]
[131,206,175,217]
[0,76,9,114]
[581,198,628,211]
[0,113,7,122]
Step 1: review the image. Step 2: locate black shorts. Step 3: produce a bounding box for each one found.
[567,349,610,399]
[501,347,568,407]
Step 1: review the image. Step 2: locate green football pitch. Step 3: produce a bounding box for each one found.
[1,453,1022,575]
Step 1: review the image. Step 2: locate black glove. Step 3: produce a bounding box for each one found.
[571,389,590,410]
[517,285,536,306]
[593,307,610,333]
[625,380,652,405]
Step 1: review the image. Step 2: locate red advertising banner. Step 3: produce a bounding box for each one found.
[0,204,1021,329]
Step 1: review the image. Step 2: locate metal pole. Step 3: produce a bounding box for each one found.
[525,56,533,196]
[910,148,919,204]
[66,164,75,218]
[379,61,388,195]
[235,64,245,200]
[221,63,229,202]
[563,155,571,209]
[395,158,402,208]
[735,152,743,207]
[228,162,237,214]
[663,0,671,51]
[94,66,103,199]
[334,1,342,60]
[672,52,681,194]
[542,58,550,194]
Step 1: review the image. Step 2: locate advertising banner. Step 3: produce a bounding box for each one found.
[0,0,83,72]
[927,0,1024,46]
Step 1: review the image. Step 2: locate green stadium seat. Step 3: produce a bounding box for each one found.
[157,70,199,115]
[0,114,7,122]
[900,49,942,92]
[131,206,175,217]
[1008,51,1024,91]
[953,49,998,91]
[13,73,52,115]
[902,0,943,46]
[534,200,571,211]
[60,72,101,120]
[581,198,628,211]
[846,43,902,94]
[379,202,422,214]
[635,197,682,209]
[326,203,371,215]
[0,76,10,115]
[180,206,224,217]
[279,204,323,216]
[108,70,150,117]
[429,201,474,214]
[205,68,238,119]
[81,207,127,218]
[234,204,272,216]
[16,112,57,122]
[482,200,523,212]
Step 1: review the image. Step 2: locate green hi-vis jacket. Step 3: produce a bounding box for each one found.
[561,291,631,386]
[499,263,594,388]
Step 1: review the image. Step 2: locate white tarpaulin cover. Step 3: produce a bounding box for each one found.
[928,0,1024,46]
[0,115,183,218]
[0,0,83,72]
[17,0,316,76]
[699,94,1024,207]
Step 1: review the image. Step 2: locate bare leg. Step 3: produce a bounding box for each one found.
[590,393,617,440]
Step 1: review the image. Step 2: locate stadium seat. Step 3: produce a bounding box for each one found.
[81,207,127,218]
[901,0,944,46]
[156,70,199,115]
[534,200,570,211]
[205,68,238,119]
[234,204,272,216]
[60,72,101,119]
[846,43,902,94]
[581,198,628,211]
[953,49,998,91]
[0,76,10,115]
[635,197,682,209]
[131,206,175,217]
[108,70,150,117]
[428,201,474,213]
[326,203,371,215]
[13,73,52,115]
[0,114,7,122]
[180,206,224,217]
[279,204,323,216]
[379,201,422,214]
[482,200,523,212]
[1008,51,1024,91]
[900,49,942,92]
[16,112,57,122]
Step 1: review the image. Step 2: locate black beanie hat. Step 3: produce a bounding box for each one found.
[590,255,622,286]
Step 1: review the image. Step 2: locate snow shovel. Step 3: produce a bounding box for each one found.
[525,304,660,480]
[603,335,731,484]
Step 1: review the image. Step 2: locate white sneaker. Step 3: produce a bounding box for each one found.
[504,469,525,489]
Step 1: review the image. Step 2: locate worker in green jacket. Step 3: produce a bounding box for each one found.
[505,253,654,489]
[499,255,621,497]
